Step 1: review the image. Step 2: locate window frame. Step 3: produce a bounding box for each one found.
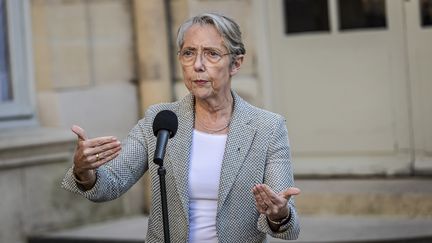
[0,0,36,128]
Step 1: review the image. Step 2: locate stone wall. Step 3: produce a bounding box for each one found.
[31,0,144,218]
[0,1,146,243]
[0,128,129,243]
[32,0,139,138]
[31,0,144,217]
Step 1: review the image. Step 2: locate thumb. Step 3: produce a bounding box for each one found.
[71,125,88,141]
[279,187,301,199]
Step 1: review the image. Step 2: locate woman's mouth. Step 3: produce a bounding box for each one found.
[193,79,209,85]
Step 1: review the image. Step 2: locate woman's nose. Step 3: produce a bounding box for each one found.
[193,53,205,71]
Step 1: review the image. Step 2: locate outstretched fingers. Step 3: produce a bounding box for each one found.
[260,184,283,204]
[84,136,119,148]
[82,140,121,158]
[252,185,268,214]
[90,150,121,169]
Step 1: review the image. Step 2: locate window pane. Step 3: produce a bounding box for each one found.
[421,0,432,27]
[284,0,330,34]
[0,0,12,102]
[338,0,387,30]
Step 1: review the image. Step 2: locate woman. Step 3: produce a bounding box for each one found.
[63,13,300,243]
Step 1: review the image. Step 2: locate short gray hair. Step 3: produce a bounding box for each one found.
[176,13,246,58]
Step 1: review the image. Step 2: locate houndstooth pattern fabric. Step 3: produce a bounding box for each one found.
[62,91,300,243]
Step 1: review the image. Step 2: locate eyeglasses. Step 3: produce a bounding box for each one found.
[178,48,231,67]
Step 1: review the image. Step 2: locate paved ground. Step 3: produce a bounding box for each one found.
[29,178,432,243]
[30,215,432,243]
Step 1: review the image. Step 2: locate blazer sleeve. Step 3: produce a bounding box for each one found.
[256,116,300,240]
[61,121,149,202]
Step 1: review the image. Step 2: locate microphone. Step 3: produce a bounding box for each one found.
[152,110,178,166]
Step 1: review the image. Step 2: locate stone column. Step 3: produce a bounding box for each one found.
[132,0,173,212]
[133,0,172,112]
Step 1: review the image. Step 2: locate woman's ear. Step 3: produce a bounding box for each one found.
[230,55,244,76]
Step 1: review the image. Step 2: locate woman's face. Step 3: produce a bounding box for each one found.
[179,24,243,101]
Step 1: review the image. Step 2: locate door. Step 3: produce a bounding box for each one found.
[405,0,432,174]
[264,0,413,175]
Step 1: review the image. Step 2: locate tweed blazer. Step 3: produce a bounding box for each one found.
[62,91,300,243]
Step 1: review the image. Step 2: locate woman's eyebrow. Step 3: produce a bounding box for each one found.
[182,45,223,51]
[182,46,197,51]
[202,46,220,50]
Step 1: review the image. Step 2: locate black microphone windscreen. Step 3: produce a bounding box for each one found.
[152,110,178,138]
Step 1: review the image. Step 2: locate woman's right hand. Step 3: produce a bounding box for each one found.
[71,125,121,188]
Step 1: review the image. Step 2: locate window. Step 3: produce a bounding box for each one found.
[0,0,11,102]
[421,0,432,27]
[338,0,387,30]
[0,0,35,128]
[283,0,330,34]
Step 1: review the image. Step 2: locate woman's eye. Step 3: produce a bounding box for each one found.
[182,50,194,57]
[208,51,220,57]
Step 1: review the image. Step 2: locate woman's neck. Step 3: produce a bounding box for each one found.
[194,93,234,134]
[195,93,233,116]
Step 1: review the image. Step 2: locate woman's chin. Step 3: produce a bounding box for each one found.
[191,88,213,100]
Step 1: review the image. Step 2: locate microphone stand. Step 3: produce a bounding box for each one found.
[158,165,170,243]
[154,130,171,243]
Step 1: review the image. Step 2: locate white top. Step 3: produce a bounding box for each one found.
[188,129,227,243]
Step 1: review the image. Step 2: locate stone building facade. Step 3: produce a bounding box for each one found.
[1,0,431,242]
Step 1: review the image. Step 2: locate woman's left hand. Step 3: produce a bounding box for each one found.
[252,184,301,221]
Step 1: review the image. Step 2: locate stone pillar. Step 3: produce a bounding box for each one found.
[133,0,172,111]
[132,0,173,212]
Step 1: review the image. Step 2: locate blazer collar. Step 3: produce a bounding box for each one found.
[168,91,257,218]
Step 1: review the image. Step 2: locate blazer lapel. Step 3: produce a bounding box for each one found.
[217,92,256,210]
[167,94,194,219]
